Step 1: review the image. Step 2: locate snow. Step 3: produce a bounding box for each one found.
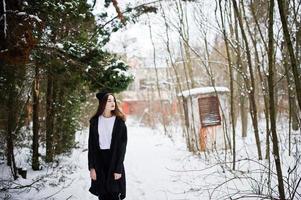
[64,2,74,8]
[0,49,8,53]
[103,61,133,78]
[1,119,210,199]
[16,12,27,16]
[3,0,7,38]
[55,43,64,49]
[178,86,230,98]
[28,15,42,23]
[1,117,300,199]
[86,65,92,72]
[16,12,42,23]
[79,14,86,18]
[113,68,130,77]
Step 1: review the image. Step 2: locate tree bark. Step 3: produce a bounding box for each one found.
[32,65,40,170]
[277,0,301,112]
[233,10,248,138]
[218,0,236,170]
[179,40,199,152]
[241,0,271,159]
[46,68,54,162]
[6,66,18,179]
[54,86,64,154]
[282,44,294,156]
[267,0,286,199]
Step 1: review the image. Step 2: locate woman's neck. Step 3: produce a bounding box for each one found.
[102,110,113,118]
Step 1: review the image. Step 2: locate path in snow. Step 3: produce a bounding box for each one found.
[125,122,202,200]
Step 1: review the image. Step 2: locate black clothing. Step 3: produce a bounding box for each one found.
[88,116,127,199]
[98,192,121,200]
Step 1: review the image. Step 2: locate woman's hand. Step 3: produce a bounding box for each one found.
[114,173,122,180]
[90,168,97,180]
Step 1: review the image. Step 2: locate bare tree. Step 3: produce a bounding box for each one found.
[231,0,262,160]
[267,0,285,199]
[147,14,168,136]
[233,7,249,138]
[159,1,192,149]
[277,0,301,112]
[218,0,236,170]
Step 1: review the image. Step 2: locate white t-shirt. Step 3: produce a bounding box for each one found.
[98,115,116,149]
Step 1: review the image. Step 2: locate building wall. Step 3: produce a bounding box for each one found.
[121,66,176,118]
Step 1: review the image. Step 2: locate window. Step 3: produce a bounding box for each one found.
[198,96,221,127]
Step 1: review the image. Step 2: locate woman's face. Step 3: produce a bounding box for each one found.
[105,95,115,112]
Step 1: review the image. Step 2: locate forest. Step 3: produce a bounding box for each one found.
[0,0,300,199]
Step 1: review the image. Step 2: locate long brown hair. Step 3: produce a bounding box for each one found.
[91,93,126,122]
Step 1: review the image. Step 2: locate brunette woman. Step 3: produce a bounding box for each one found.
[88,91,127,200]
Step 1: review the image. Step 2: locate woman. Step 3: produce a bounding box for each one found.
[88,91,127,200]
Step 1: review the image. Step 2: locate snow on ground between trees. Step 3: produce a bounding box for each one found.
[1,117,300,200]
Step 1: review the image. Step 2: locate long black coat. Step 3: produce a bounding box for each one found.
[88,116,127,199]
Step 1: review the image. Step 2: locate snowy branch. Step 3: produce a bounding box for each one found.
[3,0,7,38]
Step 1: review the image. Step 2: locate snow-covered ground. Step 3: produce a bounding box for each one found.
[1,117,301,200]
[1,118,207,200]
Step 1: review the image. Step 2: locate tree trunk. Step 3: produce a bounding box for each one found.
[282,43,294,156]
[46,68,54,162]
[241,0,271,159]
[147,15,168,136]
[277,0,301,112]
[159,1,191,150]
[267,0,286,199]
[233,10,248,138]
[232,0,262,160]
[6,66,18,179]
[218,0,236,170]
[32,65,40,170]
[177,0,195,88]
[180,40,198,152]
[176,0,198,152]
[54,86,64,154]
[291,99,299,131]
[291,1,301,131]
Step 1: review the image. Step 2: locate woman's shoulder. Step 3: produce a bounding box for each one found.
[89,116,98,124]
[116,116,126,123]
[115,116,127,128]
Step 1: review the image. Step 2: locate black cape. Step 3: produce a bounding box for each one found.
[88,116,127,199]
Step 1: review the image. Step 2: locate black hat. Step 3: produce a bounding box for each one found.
[96,91,109,101]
